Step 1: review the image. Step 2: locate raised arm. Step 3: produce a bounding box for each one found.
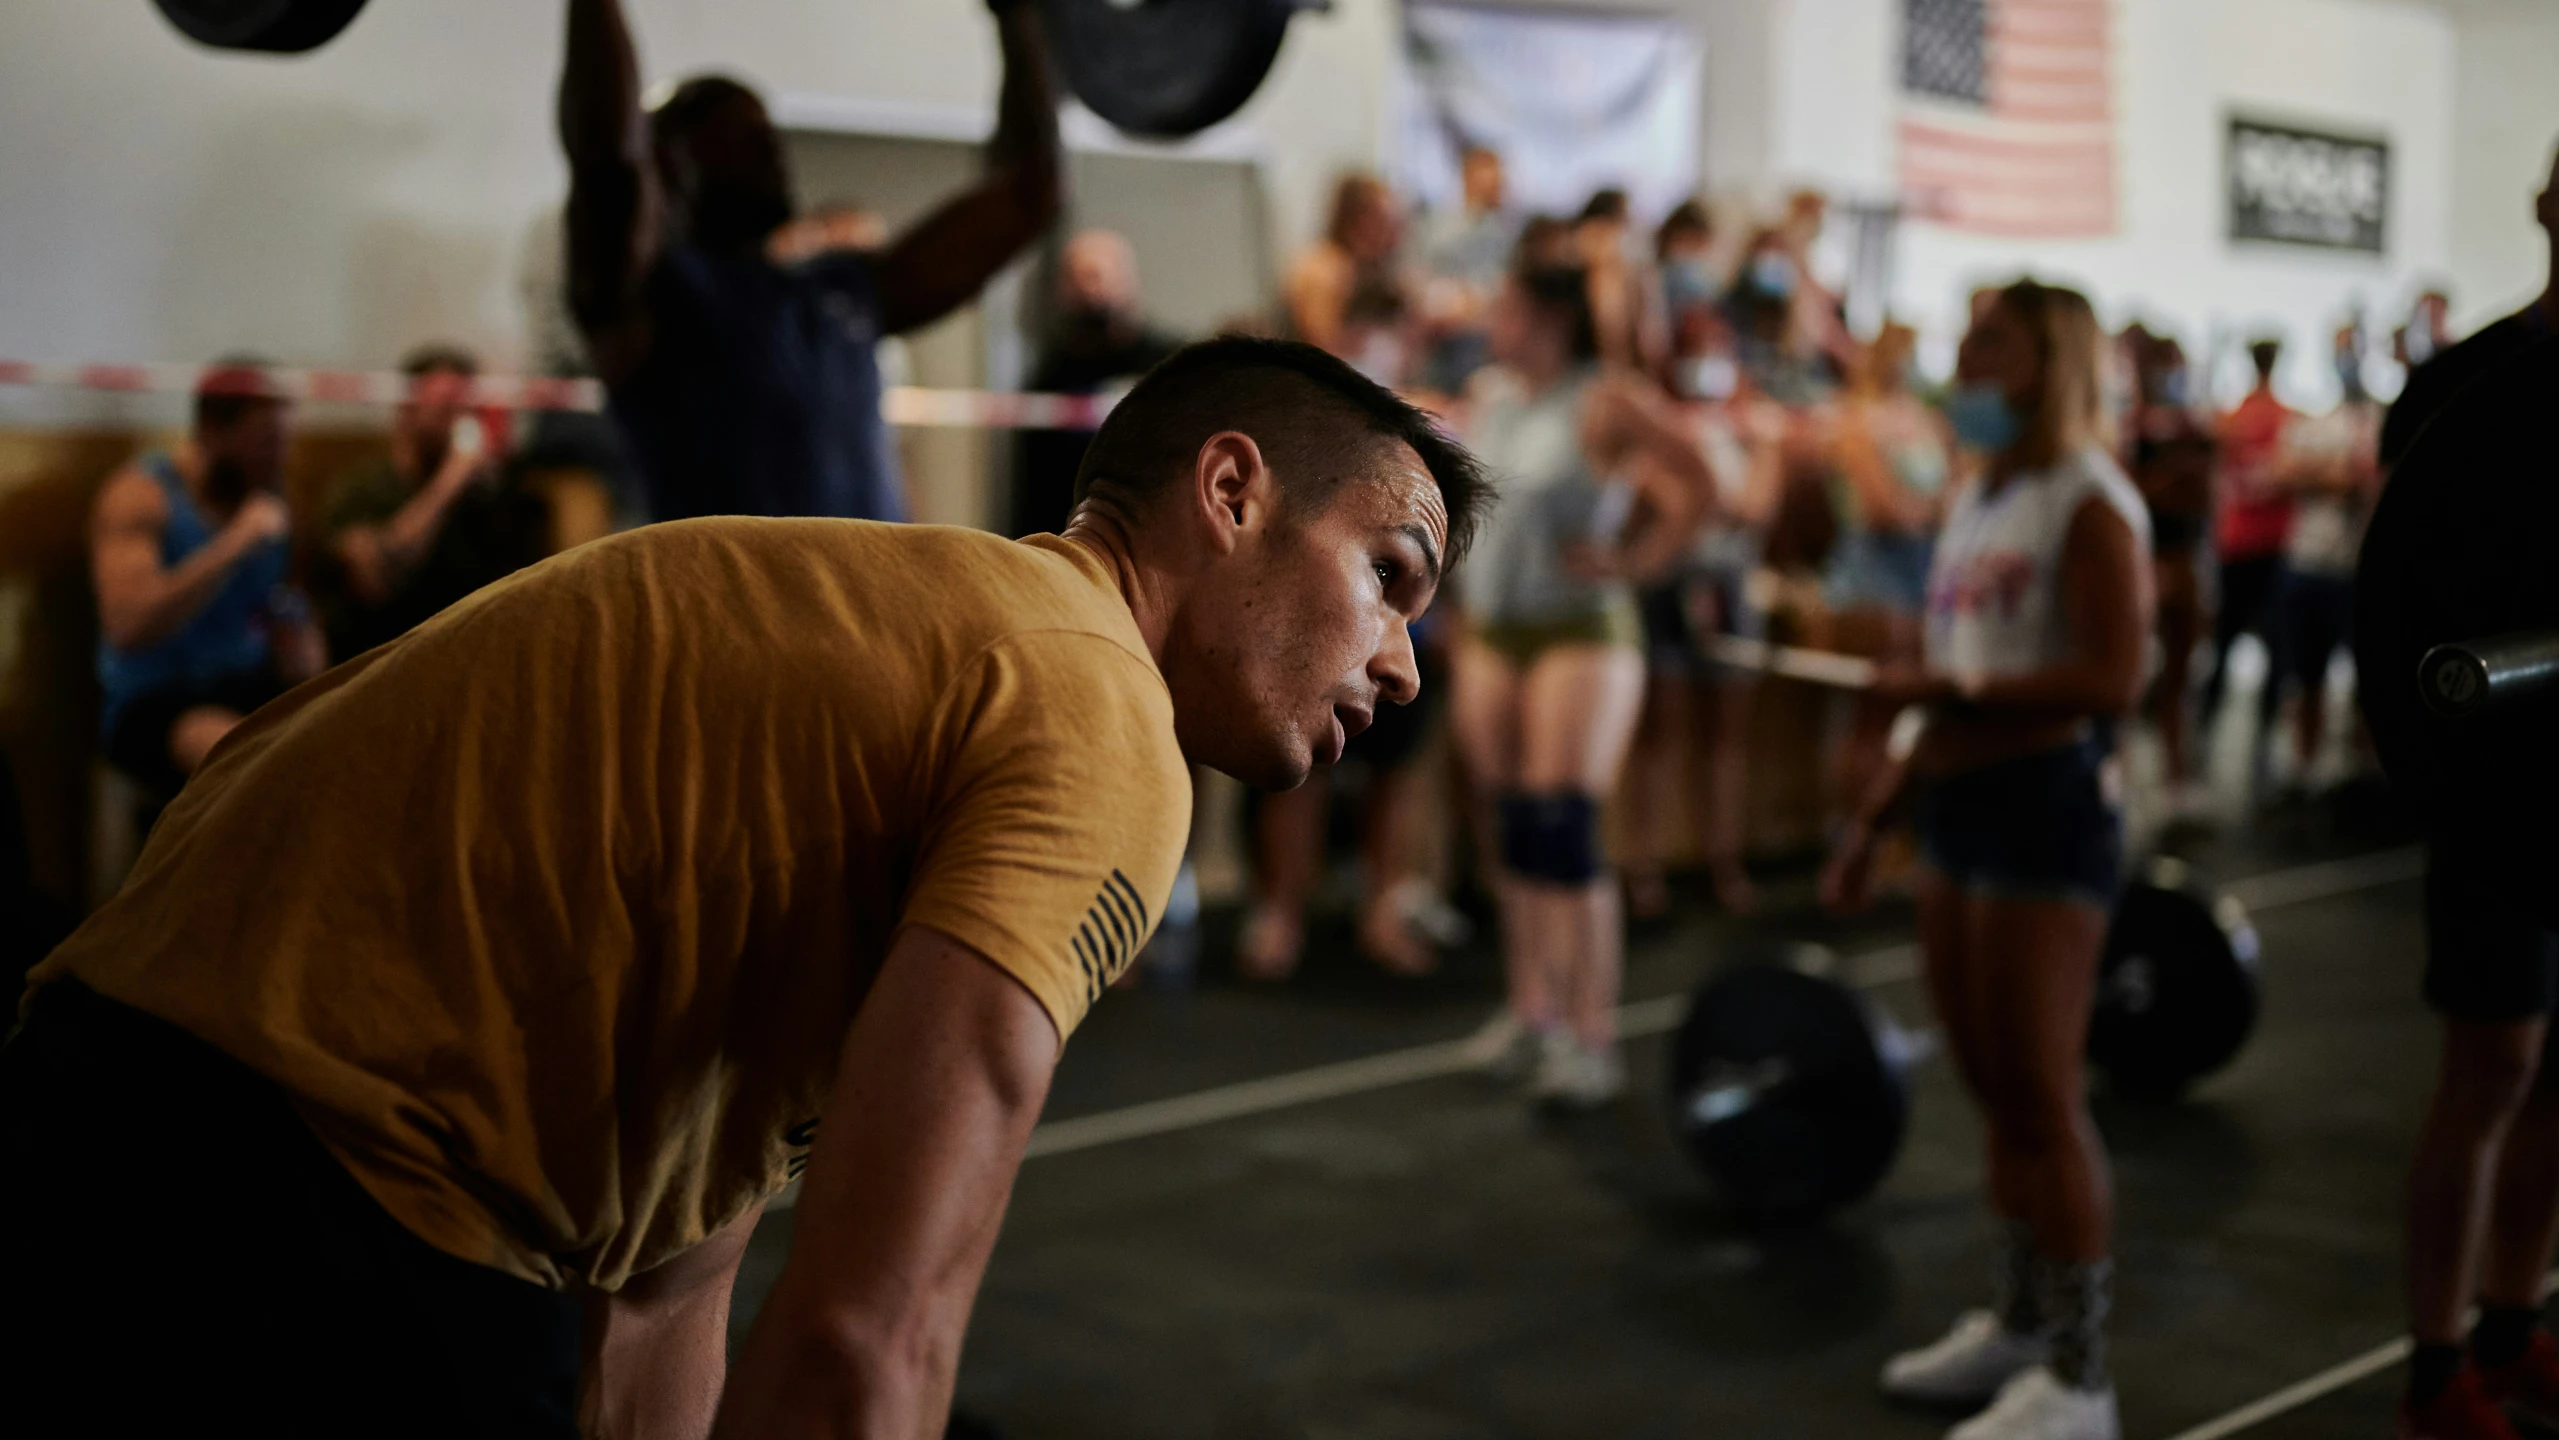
[871,2,1064,337]
[560,0,663,380]
[91,468,287,651]
[712,927,1059,1440]
[331,445,488,605]
[1583,377,1715,582]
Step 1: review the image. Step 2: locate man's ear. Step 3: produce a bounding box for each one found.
[1191,431,1272,556]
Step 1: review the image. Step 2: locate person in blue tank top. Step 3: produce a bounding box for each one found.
[90,362,326,796]
[558,0,1063,524]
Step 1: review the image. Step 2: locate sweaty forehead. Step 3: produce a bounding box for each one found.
[1353,441,1447,546]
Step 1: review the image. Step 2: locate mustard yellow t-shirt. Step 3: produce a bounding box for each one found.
[31,519,1191,1291]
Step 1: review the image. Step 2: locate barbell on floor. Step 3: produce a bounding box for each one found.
[150,0,1331,139]
[1667,633,2265,1220]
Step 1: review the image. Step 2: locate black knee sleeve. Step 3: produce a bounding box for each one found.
[1497,792,1605,885]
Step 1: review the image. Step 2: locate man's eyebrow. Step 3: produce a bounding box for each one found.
[1398,522,1443,586]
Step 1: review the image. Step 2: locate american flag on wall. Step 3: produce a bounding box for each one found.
[1898,0,2118,237]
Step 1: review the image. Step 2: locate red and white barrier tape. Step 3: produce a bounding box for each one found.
[0,359,1116,431]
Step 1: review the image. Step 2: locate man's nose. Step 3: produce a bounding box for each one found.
[1372,622,1420,707]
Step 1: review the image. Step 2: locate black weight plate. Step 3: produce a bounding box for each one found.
[153,0,370,52]
[1042,0,1299,138]
[2357,336,2559,833]
[1670,965,1910,1220]
[2090,882,2260,1099]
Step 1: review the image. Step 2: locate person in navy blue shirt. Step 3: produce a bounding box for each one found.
[89,362,326,796]
[558,0,1062,524]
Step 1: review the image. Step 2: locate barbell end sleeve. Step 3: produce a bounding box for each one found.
[2420,632,2559,720]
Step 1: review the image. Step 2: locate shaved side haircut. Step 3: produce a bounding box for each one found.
[1073,337,1488,565]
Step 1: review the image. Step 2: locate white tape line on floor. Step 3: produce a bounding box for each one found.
[1021,847,2423,1162]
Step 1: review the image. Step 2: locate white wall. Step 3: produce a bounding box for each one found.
[0,0,2533,420]
[1772,0,2460,406]
[2439,0,2559,330]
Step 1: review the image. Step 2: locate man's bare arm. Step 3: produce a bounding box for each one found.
[713,926,1060,1439]
[91,469,287,650]
[580,1203,764,1440]
[560,0,662,381]
[872,5,1064,337]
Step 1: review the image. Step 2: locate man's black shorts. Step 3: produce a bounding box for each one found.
[103,668,286,796]
[0,982,582,1437]
[2422,828,2559,1022]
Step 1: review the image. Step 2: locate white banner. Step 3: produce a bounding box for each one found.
[1392,1,1705,223]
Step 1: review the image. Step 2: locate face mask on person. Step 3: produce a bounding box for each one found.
[1946,382,2023,452]
[1664,257,1718,311]
[2336,354,2369,403]
[1680,353,1740,401]
[2147,368,2190,409]
[1748,252,1796,299]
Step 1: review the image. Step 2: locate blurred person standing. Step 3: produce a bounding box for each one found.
[2394,288,2458,373]
[2198,337,2295,772]
[1619,327,1784,917]
[90,362,325,797]
[1414,145,1519,396]
[1287,173,1415,387]
[1450,263,1713,1106]
[1655,200,1725,365]
[559,0,1061,523]
[2121,331,2217,810]
[2366,143,2559,1440]
[1573,188,1664,372]
[1726,228,1828,404]
[315,345,550,660]
[1011,230,1182,538]
[2266,325,2383,795]
[1832,280,2150,1440]
[1826,322,1953,813]
[2383,152,2559,474]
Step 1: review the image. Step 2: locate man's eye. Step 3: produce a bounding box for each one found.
[1376,561,1399,587]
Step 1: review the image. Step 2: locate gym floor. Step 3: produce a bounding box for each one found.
[731,686,2463,1440]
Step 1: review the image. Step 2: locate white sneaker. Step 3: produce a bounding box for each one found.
[1881,1311,2049,1407]
[1947,1368,2119,1440]
[1529,1032,1625,1108]
[1458,1012,1539,1081]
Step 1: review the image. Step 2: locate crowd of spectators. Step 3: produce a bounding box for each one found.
[1224,146,2426,974]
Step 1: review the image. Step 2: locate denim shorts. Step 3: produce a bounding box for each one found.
[1913,737,2124,908]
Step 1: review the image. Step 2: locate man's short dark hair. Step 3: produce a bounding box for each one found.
[2248,338,2283,378]
[1578,188,1630,225]
[400,342,480,380]
[1072,337,1488,567]
[193,353,283,435]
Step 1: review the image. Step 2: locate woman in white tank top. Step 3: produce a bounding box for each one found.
[1827,281,2153,1440]
[1449,263,1715,1109]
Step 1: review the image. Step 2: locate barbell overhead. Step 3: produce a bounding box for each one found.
[152,0,1321,140]
[1041,0,1320,138]
[152,0,370,52]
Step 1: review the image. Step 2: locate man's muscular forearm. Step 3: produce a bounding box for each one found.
[872,4,1064,336]
[580,1205,762,1440]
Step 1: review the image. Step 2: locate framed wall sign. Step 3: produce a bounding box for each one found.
[2228,115,2389,254]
